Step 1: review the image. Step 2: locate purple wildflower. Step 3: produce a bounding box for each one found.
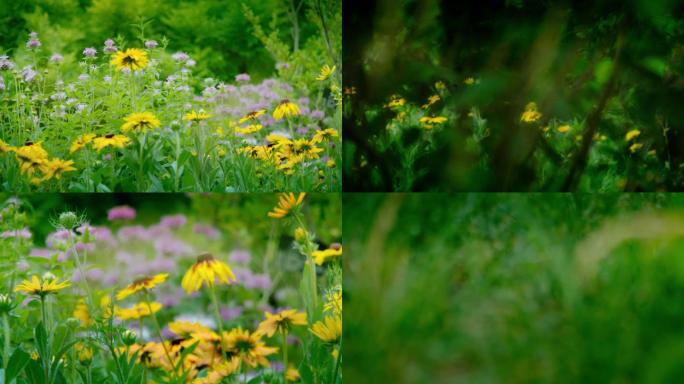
[83,47,97,57]
[159,214,187,229]
[107,205,136,221]
[172,52,189,63]
[275,62,290,70]
[49,53,63,63]
[26,32,41,49]
[229,249,251,264]
[21,66,37,82]
[192,223,220,239]
[0,228,32,239]
[0,56,12,71]
[145,40,158,49]
[235,73,250,82]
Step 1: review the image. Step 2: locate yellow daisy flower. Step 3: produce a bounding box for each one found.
[419,116,448,129]
[273,100,301,120]
[14,141,48,176]
[312,128,339,143]
[557,124,571,133]
[629,142,643,153]
[235,124,263,135]
[223,328,278,368]
[183,110,211,122]
[181,253,236,294]
[15,275,71,297]
[464,77,475,85]
[116,301,162,320]
[625,129,641,141]
[238,109,266,124]
[116,273,168,300]
[315,64,336,81]
[520,102,542,123]
[310,316,342,344]
[110,48,149,71]
[121,111,161,133]
[286,367,301,382]
[256,309,307,337]
[40,158,77,181]
[267,193,306,219]
[70,133,96,154]
[92,134,130,152]
[312,244,342,265]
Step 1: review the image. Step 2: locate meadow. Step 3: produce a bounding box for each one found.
[0,1,341,192]
[344,193,684,383]
[0,193,342,383]
[343,0,684,191]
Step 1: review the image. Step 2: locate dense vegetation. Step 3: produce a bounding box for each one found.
[343,0,684,191]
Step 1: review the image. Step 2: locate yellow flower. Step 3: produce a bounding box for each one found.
[435,81,446,90]
[239,109,266,124]
[312,128,339,143]
[286,367,301,382]
[116,273,168,300]
[74,300,91,326]
[629,142,643,153]
[110,48,149,71]
[310,316,342,344]
[385,95,405,109]
[41,158,76,181]
[15,275,71,297]
[326,159,336,168]
[625,129,641,141]
[273,100,301,120]
[235,124,263,135]
[557,124,571,133]
[421,94,441,109]
[256,309,307,337]
[647,149,656,157]
[267,193,306,219]
[419,116,448,129]
[464,77,475,85]
[70,133,96,154]
[121,112,161,133]
[183,110,211,122]
[223,328,278,368]
[312,244,342,265]
[520,102,542,123]
[92,134,130,152]
[315,64,336,81]
[116,301,162,320]
[14,141,48,176]
[74,343,93,362]
[181,253,236,294]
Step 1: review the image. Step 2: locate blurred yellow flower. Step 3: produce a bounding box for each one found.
[223,328,278,368]
[315,64,336,81]
[464,77,475,85]
[419,116,448,129]
[273,100,301,120]
[116,273,168,300]
[310,316,342,344]
[183,110,211,122]
[239,109,266,124]
[629,142,643,153]
[625,129,641,141]
[257,309,307,337]
[92,134,130,152]
[557,125,571,133]
[41,158,76,180]
[268,193,306,219]
[286,367,301,382]
[116,301,162,320]
[312,244,342,265]
[520,102,542,123]
[70,133,96,154]
[181,253,236,294]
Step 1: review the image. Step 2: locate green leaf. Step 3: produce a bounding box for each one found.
[642,57,667,77]
[6,348,31,384]
[34,322,48,363]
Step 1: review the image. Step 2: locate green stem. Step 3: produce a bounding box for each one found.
[209,285,229,355]
[331,340,342,384]
[40,295,47,330]
[144,292,179,380]
[282,331,289,382]
[2,313,10,373]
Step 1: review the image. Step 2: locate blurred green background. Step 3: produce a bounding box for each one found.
[0,0,334,81]
[344,193,684,383]
[343,0,684,191]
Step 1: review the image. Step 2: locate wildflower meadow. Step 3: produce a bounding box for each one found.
[0,1,341,192]
[343,0,684,191]
[0,193,342,383]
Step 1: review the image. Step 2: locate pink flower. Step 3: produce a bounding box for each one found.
[108,205,136,221]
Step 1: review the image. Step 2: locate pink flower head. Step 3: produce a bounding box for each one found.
[107,205,136,221]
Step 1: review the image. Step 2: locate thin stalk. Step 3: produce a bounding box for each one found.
[209,284,229,354]
[331,340,342,384]
[281,331,288,382]
[144,292,179,380]
[2,313,10,373]
[40,295,47,330]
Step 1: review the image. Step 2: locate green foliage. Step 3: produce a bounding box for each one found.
[344,193,684,383]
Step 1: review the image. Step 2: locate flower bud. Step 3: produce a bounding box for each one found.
[121,329,137,346]
[0,294,16,315]
[59,211,78,229]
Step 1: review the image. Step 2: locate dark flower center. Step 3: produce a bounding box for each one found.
[105,134,115,139]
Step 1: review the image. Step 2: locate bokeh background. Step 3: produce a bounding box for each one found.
[344,193,684,383]
[343,0,684,191]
